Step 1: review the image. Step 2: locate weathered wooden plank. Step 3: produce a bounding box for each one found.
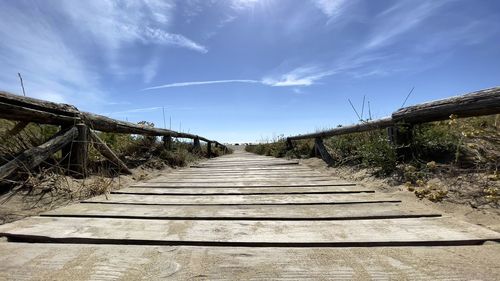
[42,202,440,220]
[1,243,499,280]
[0,101,77,125]
[0,127,78,180]
[83,193,400,205]
[82,111,204,140]
[159,174,332,178]
[186,166,313,171]
[0,91,223,145]
[288,117,394,141]
[287,87,500,141]
[111,186,373,195]
[170,168,323,173]
[5,121,28,137]
[393,86,500,123]
[0,90,78,117]
[145,178,343,183]
[1,217,498,246]
[132,182,356,188]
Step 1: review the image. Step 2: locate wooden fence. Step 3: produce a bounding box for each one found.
[0,91,227,180]
[286,87,500,164]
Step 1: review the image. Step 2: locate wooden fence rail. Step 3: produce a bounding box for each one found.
[0,91,227,180]
[286,86,500,163]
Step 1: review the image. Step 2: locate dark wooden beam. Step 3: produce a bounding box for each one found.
[0,126,78,181]
[314,138,334,165]
[89,131,132,175]
[288,117,394,141]
[0,101,77,125]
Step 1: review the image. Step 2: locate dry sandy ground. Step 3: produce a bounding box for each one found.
[300,157,500,233]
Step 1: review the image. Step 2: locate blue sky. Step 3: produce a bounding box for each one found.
[1,0,499,143]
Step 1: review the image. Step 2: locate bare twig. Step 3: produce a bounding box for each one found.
[348,99,361,121]
[162,107,166,129]
[368,101,372,120]
[360,95,366,120]
[17,73,26,97]
[401,86,415,108]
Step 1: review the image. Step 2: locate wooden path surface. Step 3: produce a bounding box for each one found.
[1,149,500,280]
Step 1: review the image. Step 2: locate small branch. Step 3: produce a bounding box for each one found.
[368,101,372,120]
[348,99,361,121]
[360,95,366,120]
[17,73,26,97]
[401,86,415,108]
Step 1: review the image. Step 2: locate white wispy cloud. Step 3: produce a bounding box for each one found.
[231,0,262,10]
[143,65,338,90]
[143,80,262,90]
[143,59,159,84]
[311,0,348,19]
[365,1,447,50]
[0,0,208,107]
[263,66,336,87]
[60,1,207,53]
[143,27,208,53]
[0,3,102,105]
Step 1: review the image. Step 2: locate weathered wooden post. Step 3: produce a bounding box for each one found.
[286,138,293,150]
[207,141,212,158]
[314,137,334,165]
[193,137,201,153]
[162,136,172,150]
[387,123,413,160]
[68,123,89,177]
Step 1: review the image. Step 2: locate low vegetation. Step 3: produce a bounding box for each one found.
[246,115,500,207]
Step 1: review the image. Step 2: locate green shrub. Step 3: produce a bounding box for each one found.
[245,115,500,179]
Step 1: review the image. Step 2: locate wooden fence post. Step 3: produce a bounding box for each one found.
[387,123,413,160]
[314,137,334,165]
[207,141,212,158]
[162,136,172,150]
[286,138,293,150]
[68,123,89,177]
[193,137,201,153]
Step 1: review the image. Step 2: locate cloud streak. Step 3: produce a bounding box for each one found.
[143,80,262,90]
[311,0,348,19]
[143,66,338,90]
[365,1,447,50]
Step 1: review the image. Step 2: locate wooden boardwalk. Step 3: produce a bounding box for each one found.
[1,149,500,280]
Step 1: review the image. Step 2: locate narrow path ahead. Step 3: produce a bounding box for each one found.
[1,148,499,280]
